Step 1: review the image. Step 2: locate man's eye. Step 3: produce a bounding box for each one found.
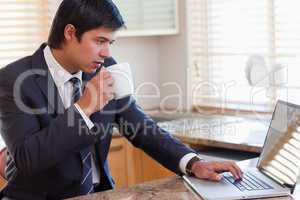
[97,40,106,45]
[96,40,114,46]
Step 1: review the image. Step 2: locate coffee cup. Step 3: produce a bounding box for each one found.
[106,62,134,100]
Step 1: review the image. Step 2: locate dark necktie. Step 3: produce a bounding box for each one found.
[70,77,82,103]
[69,77,94,194]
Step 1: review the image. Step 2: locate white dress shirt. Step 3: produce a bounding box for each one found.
[43,46,100,184]
[43,45,197,183]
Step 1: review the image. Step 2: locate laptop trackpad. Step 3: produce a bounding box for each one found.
[184,176,244,200]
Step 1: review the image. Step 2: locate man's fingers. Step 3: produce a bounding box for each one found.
[98,68,111,79]
[191,160,243,182]
[226,162,242,180]
[232,162,243,178]
[227,165,240,180]
[193,165,222,182]
[216,162,242,180]
[205,171,222,182]
[106,77,114,87]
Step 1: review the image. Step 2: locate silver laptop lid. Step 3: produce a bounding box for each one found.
[257,100,300,189]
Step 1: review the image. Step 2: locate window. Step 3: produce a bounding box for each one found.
[0,0,179,67]
[188,0,300,111]
[0,0,58,148]
[113,0,178,36]
[0,0,58,68]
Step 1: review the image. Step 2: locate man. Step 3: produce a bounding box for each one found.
[0,0,242,199]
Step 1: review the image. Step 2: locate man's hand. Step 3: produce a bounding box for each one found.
[191,160,243,182]
[77,68,115,117]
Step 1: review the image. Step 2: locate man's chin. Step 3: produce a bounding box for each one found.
[90,68,98,74]
[82,66,98,74]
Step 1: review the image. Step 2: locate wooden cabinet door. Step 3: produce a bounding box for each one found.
[140,151,175,182]
[108,136,175,188]
[107,137,128,188]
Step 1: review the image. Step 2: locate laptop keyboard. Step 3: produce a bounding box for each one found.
[224,172,274,191]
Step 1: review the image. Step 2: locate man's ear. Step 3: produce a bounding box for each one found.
[64,24,76,42]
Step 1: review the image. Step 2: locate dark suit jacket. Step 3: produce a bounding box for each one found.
[0,44,195,200]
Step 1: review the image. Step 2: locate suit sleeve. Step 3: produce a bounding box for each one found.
[0,68,97,177]
[115,96,196,175]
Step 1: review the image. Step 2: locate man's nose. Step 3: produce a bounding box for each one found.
[99,42,111,58]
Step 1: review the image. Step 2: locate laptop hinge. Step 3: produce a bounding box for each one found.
[260,168,294,192]
[284,183,295,194]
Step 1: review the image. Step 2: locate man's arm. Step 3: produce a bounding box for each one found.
[0,68,97,177]
[114,96,243,180]
[115,96,196,175]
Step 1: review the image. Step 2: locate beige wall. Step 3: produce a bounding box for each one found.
[112,0,189,111]
[158,0,189,111]
[111,37,161,110]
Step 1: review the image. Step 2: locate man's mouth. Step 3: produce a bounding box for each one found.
[93,61,104,68]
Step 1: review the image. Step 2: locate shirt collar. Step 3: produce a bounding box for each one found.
[43,45,82,87]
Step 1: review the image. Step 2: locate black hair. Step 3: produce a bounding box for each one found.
[48,0,125,48]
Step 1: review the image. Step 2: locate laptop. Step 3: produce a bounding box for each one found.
[183,100,300,200]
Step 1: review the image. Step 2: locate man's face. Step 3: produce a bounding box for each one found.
[67,26,116,74]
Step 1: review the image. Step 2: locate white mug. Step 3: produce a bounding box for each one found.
[107,62,134,100]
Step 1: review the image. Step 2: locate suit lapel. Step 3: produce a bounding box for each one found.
[32,43,65,116]
[31,45,115,172]
[30,44,115,187]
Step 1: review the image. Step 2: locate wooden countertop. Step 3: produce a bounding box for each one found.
[67,159,297,200]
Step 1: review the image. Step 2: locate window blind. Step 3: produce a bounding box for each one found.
[188,0,300,111]
[113,0,177,34]
[0,0,58,148]
[0,0,57,68]
[260,118,300,186]
[274,0,300,104]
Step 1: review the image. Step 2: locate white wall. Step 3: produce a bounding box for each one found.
[158,0,189,112]
[111,37,161,110]
[111,1,189,111]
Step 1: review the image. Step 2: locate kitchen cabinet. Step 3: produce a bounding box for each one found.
[140,150,175,183]
[107,136,175,188]
[107,137,129,188]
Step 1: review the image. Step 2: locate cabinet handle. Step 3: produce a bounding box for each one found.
[110,145,123,152]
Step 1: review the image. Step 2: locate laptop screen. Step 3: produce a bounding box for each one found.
[257,100,300,187]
